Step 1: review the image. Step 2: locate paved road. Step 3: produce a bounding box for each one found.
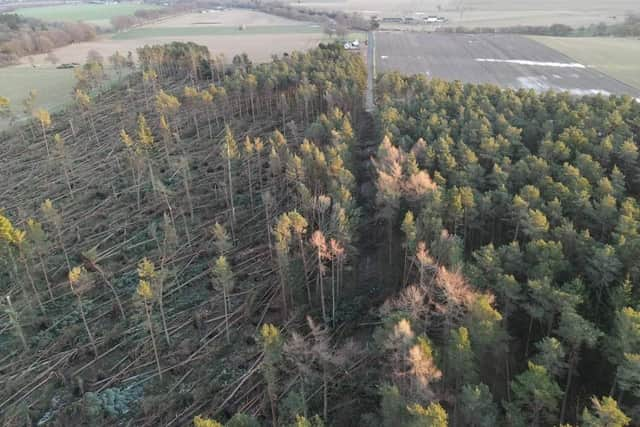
[375,31,640,98]
[365,31,376,112]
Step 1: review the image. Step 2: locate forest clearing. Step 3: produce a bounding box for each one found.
[374,32,640,97]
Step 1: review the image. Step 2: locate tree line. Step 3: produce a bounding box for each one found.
[437,12,640,37]
[0,14,96,66]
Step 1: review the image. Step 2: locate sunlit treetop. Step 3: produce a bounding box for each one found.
[137,257,156,280]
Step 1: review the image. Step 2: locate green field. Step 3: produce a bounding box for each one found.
[530,36,640,90]
[112,24,322,40]
[0,67,75,120]
[12,3,162,26]
[0,66,123,129]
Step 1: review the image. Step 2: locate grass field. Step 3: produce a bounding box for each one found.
[0,66,125,129]
[0,67,75,119]
[529,36,640,90]
[112,25,322,40]
[12,3,162,27]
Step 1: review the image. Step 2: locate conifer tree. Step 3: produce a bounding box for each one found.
[137,259,163,380]
[458,383,498,427]
[52,134,74,199]
[68,266,98,357]
[616,353,640,403]
[288,211,311,303]
[212,255,234,344]
[223,126,239,235]
[156,89,181,137]
[242,137,256,212]
[183,86,201,138]
[406,402,448,427]
[274,213,292,318]
[137,257,171,345]
[506,362,562,427]
[74,89,98,146]
[581,396,630,427]
[33,108,52,156]
[260,324,283,426]
[3,295,28,351]
[533,337,567,379]
[328,238,345,325]
[0,214,45,313]
[401,211,417,285]
[310,230,329,323]
[445,326,477,393]
[556,309,602,424]
[193,415,223,427]
[199,89,215,138]
[0,96,10,119]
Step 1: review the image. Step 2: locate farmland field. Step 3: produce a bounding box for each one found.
[530,36,640,90]
[15,10,329,66]
[0,67,75,125]
[374,31,640,98]
[11,3,163,27]
[0,9,334,129]
[111,25,321,40]
[292,0,638,28]
[0,66,125,128]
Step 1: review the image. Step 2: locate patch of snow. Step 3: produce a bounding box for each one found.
[517,76,550,91]
[476,58,586,68]
[568,88,612,97]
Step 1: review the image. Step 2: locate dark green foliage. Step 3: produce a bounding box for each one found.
[458,383,499,427]
[83,385,144,419]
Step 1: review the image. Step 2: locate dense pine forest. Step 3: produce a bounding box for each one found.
[1,40,640,427]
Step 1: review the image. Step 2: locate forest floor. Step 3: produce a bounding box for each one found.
[374,31,640,98]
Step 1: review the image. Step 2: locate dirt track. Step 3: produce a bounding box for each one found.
[374,32,640,98]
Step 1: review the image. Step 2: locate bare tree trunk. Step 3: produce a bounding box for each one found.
[41,123,49,156]
[560,353,576,425]
[145,303,163,380]
[77,295,98,358]
[226,144,236,235]
[323,369,328,420]
[39,254,53,300]
[159,283,171,346]
[318,249,327,323]
[246,157,255,212]
[223,285,230,344]
[299,237,311,304]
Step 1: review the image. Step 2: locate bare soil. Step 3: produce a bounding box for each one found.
[149,10,305,28]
